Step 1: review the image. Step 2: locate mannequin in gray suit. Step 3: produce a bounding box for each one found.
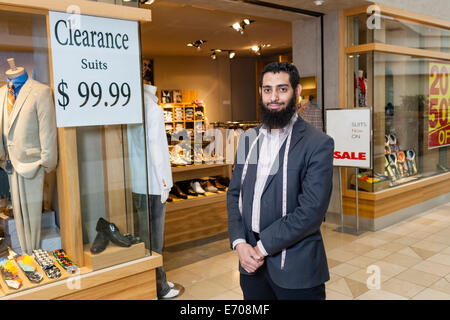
[0,58,57,253]
[228,62,334,300]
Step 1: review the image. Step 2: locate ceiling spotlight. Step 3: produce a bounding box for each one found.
[187,40,207,50]
[231,19,255,35]
[210,50,217,60]
[228,51,236,59]
[314,0,324,5]
[251,45,261,55]
[139,0,155,4]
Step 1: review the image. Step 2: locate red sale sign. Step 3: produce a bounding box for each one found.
[429,61,450,149]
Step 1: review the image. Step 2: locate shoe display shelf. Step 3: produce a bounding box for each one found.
[164,163,232,247]
[161,102,206,135]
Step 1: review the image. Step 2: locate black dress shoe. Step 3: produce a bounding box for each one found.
[96,218,131,247]
[171,184,188,199]
[124,233,141,245]
[90,231,109,254]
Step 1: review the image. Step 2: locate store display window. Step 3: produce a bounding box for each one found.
[345,15,450,192]
[0,8,151,297]
[347,13,450,53]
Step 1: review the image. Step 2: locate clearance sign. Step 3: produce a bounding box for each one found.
[429,61,450,149]
[326,108,372,169]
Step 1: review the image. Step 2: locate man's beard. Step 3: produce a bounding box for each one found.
[259,95,297,129]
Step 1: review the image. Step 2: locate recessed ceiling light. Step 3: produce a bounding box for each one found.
[314,0,324,6]
[229,51,236,59]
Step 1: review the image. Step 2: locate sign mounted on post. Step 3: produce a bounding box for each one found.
[49,11,143,127]
[326,108,372,169]
[428,61,450,149]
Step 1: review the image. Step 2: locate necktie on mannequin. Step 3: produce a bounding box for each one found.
[7,81,15,118]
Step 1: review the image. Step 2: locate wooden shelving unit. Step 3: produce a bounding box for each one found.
[164,163,232,247]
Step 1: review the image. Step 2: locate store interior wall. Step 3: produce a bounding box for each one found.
[151,55,231,123]
[230,57,257,121]
[152,55,258,123]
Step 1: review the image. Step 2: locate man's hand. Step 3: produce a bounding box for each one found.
[235,243,264,273]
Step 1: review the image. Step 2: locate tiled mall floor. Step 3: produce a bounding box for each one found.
[163,202,450,300]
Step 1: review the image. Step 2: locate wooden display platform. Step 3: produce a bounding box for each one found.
[83,242,146,271]
[1,253,162,300]
[0,250,74,297]
[171,163,232,183]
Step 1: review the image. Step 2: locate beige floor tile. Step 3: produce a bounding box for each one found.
[326,248,359,262]
[427,253,450,266]
[231,287,244,296]
[337,242,375,255]
[209,290,243,300]
[363,248,393,260]
[382,252,422,268]
[326,278,353,297]
[430,278,450,295]
[327,272,342,284]
[398,247,423,259]
[187,279,229,300]
[346,256,378,269]
[442,247,450,255]
[346,267,393,284]
[373,260,407,277]
[326,289,353,300]
[330,263,361,277]
[166,268,206,288]
[208,270,241,290]
[393,236,421,246]
[377,242,408,253]
[173,291,199,300]
[411,240,448,253]
[184,261,233,280]
[409,247,437,260]
[369,231,402,242]
[423,234,450,246]
[353,237,388,247]
[381,278,426,299]
[327,258,342,269]
[345,277,370,297]
[356,289,407,300]
[412,260,450,277]
[395,269,441,287]
[411,288,450,300]
[407,230,434,240]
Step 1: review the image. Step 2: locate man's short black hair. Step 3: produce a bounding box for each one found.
[259,62,300,90]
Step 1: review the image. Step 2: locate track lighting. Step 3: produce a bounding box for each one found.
[210,49,236,60]
[231,19,255,35]
[187,40,207,50]
[251,44,270,56]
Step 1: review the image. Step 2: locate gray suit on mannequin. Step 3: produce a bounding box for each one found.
[0,59,57,253]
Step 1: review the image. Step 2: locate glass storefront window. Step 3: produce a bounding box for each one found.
[348,13,450,53]
[347,51,450,192]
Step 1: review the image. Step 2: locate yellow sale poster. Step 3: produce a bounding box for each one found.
[429,61,450,149]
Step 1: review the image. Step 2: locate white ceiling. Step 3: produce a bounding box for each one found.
[140,0,371,57]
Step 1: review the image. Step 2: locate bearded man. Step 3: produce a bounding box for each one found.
[227,62,334,300]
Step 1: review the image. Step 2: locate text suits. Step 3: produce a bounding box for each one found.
[227,116,334,289]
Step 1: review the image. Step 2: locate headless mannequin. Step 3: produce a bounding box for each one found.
[1,58,57,253]
[6,58,25,79]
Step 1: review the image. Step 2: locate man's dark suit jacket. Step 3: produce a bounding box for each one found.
[227,116,334,289]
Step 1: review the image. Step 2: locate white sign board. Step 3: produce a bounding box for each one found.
[49,11,143,127]
[326,108,372,169]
